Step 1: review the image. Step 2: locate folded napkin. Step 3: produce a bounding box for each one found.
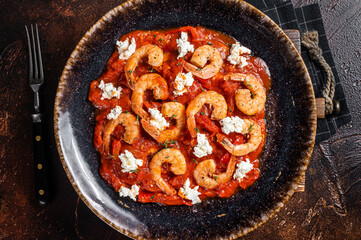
[245,0,352,144]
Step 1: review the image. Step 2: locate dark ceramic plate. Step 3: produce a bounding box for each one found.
[54,0,316,239]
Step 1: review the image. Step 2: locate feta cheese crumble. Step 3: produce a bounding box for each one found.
[233,158,254,181]
[119,184,140,201]
[176,32,194,59]
[116,37,136,60]
[119,150,143,173]
[227,42,251,68]
[220,116,247,134]
[149,108,169,131]
[98,80,122,100]
[173,72,194,96]
[107,106,122,120]
[179,179,201,204]
[193,133,213,158]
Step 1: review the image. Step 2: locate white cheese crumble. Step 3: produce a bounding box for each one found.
[193,133,213,158]
[233,158,254,181]
[116,37,136,60]
[220,116,247,135]
[107,106,122,120]
[176,32,194,59]
[98,80,122,100]
[149,108,169,131]
[173,72,194,96]
[227,42,251,68]
[179,179,201,204]
[119,150,143,173]
[119,184,140,201]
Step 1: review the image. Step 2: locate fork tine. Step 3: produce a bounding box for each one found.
[30,24,39,80]
[25,26,33,79]
[35,24,44,80]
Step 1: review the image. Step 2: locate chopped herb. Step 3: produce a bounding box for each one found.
[173,99,179,102]
[159,38,163,42]
[136,115,139,121]
[162,141,169,149]
[124,111,129,113]
[195,127,200,133]
[127,69,133,74]
[137,66,140,71]
[108,154,116,159]
[200,87,205,92]
[200,111,205,115]
[248,124,254,132]
[250,91,254,98]
[165,156,169,159]
[213,175,218,180]
[197,68,202,71]
[177,62,181,66]
[227,43,232,46]
[169,140,176,144]
[153,34,157,37]
[149,68,156,73]
[207,42,213,45]
[151,195,155,200]
[183,56,186,60]
[192,159,198,164]
[130,169,139,173]
[171,114,177,119]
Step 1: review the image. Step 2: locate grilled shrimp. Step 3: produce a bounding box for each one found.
[125,44,164,89]
[141,102,186,143]
[103,112,140,154]
[193,155,236,189]
[186,91,227,137]
[224,73,266,115]
[149,148,187,195]
[131,73,169,120]
[217,119,263,156]
[184,45,223,79]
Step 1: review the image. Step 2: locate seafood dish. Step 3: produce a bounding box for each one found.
[88,26,270,206]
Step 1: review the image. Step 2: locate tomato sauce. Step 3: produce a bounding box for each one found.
[88,26,270,205]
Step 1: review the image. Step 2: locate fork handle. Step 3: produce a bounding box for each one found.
[32,118,50,205]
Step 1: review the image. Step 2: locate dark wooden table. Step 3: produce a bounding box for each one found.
[1,0,360,239]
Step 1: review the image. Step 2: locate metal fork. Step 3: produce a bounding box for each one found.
[25,24,49,205]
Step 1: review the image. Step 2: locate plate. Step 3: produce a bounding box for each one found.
[54,0,316,239]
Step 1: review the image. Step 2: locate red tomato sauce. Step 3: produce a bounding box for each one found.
[88,26,270,206]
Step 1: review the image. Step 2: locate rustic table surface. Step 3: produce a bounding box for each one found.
[1,0,360,239]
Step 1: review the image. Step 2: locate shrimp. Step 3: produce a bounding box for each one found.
[141,102,186,143]
[186,91,227,138]
[224,73,266,115]
[193,155,236,189]
[124,44,164,89]
[183,45,223,79]
[149,148,187,195]
[103,112,140,154]
[131,73,169,120]
[217,119,263,156]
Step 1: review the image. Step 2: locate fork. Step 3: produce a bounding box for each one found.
[25,24,49,205]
